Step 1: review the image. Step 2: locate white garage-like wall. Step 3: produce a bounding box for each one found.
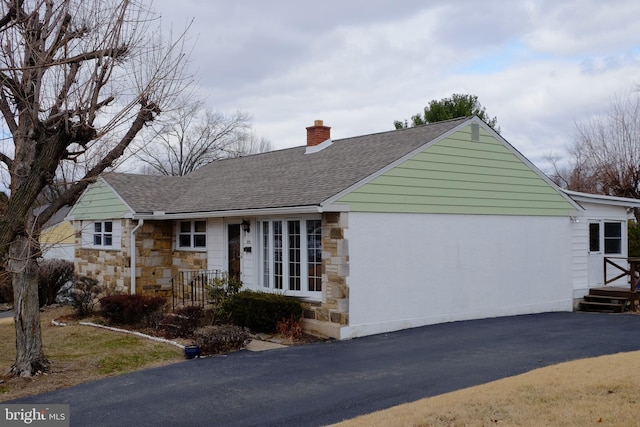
[340,212,574,339]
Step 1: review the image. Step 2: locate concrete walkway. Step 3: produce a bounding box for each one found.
[11,312,640,427]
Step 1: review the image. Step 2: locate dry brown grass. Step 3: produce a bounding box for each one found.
[331,351,640,427]
[0,306,184,402]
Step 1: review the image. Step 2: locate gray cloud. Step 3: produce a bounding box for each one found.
[153,0,640,167]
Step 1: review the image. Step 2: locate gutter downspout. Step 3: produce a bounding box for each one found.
[130,219,144,294]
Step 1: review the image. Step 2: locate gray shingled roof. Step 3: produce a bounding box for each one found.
[103,117,469,214]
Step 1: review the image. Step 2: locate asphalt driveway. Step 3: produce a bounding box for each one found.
[11,312,640,426]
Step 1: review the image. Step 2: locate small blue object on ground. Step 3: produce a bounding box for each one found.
[184,345,200,359]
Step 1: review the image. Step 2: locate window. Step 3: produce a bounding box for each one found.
[307,220,322,292]
[81,220,121,250]
[589,223,600,252]
[178,220,207,249]
[589,221,624,254]
[604,222,622,254]
[261,221,270,288]
[259,218,322,296]
[288,220,301,291]
[93,221,113,247]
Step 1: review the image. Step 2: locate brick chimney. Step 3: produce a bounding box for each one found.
[306,120,331,147]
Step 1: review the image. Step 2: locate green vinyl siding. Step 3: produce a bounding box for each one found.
[70,179,132,220]
[336,125,575,216]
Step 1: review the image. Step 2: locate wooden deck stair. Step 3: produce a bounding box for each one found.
[579,287,633,313]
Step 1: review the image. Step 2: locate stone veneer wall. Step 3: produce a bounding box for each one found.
[136,221,173,297]
[172,250,208,275]
[75,219,207,297]
[302,212,349,335]
[74,219,131,294]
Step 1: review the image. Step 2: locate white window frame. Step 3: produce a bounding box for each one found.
[589,220,625,255]
[258,217,322,298]
[603,221,624,255]
[81,220,122,250]
[176,220,207,250]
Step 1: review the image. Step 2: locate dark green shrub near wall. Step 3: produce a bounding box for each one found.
[221,290,303,333]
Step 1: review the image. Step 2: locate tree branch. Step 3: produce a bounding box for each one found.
[36,100,160,230]
[0,0,24,29]
[0,151,13,169]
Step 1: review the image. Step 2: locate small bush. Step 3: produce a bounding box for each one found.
[206,272,242,324]
[221,290,303,333]
[71,276,102,318]
[276,315,303,341]
[38,259,74,307]
[193,325,250,355]
[100,294,167,326]
[162,305,204,338]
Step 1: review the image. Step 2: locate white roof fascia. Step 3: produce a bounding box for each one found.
[134,205,323,220]
[562,189,640,208]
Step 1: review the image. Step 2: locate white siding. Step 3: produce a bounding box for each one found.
[239,219,255,287]
[205,218,255,287]
[207,219,225,271]
[42,244,75,261]
[571,201,630,299]
[340,212,573,339]
[570,219,589,299]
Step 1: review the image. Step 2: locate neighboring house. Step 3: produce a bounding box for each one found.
[67,117,640,339]
[39,205,75,261]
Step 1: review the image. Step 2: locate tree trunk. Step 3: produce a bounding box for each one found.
[8,233,49,377]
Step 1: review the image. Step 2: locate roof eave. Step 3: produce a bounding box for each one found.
[562,189,640,209]
[133,205,325,220]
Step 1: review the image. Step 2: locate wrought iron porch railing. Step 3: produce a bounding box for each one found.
[171,269,223,310]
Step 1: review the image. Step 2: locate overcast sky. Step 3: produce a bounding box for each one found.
[153,0,640,169]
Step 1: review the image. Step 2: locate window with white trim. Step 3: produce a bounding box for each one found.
[259,218,322,296]
[81,220,122,250]
[604,222,622,254]
[589,220,624,254]
[177,220,207,249]
[93,221,113,246]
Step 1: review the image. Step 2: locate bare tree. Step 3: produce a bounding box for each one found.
[231,131,272,158]
[0,0,190,377]
[135,100,271,176]
[562,94,640,220]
